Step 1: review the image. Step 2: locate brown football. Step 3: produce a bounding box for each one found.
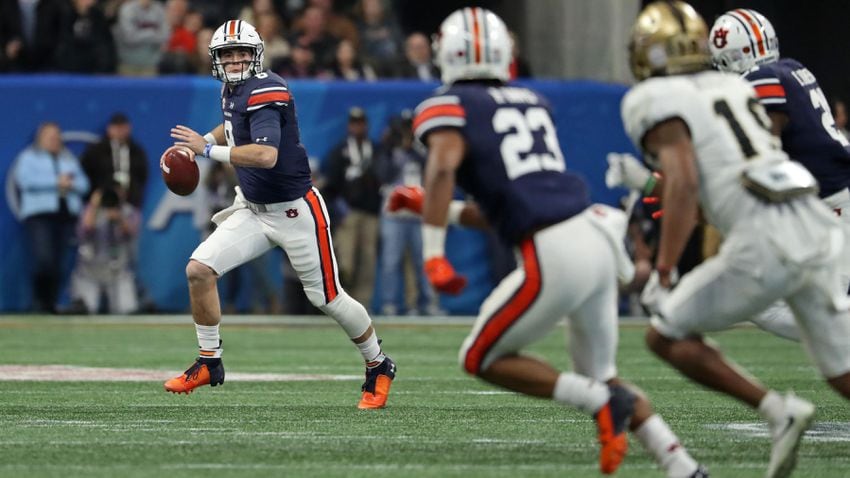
[160,147,199,196]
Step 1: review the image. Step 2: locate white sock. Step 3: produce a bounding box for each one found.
[356,333,384,366]
[551,372,610,414]
[635,414,699,478]
[758,390,785,427]
[195,324,222,358]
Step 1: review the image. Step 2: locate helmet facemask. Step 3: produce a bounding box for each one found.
[211,44,264,84]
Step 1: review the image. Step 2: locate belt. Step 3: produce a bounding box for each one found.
[246,201,289,213]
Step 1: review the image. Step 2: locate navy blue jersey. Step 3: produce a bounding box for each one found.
[745,58,850,197]
[221,71,312,203]
[413,83,590,244]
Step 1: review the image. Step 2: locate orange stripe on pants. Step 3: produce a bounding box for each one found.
[305,189,339,303]
[463,238,542,375]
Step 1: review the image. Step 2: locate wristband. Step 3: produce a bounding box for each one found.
[643,172,661,196]
[447,200,465,225]
[203,133,217,144]
[205,144,232,163]
[422,223,447,260]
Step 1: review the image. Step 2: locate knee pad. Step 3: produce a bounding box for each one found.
[319,292,372,338]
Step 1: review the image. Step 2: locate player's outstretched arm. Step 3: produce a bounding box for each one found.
[421,129,468,295]
[171,125,278,168]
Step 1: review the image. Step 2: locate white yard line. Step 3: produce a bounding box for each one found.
[0,364,358,382]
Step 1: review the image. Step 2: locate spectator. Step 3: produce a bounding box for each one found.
[375,111,437,315]
[13,122,90,313]
[165,0,189,28]
[322,107,381,307]
[194,27,214,75]
[274,42,319,79]
[69,185,140,314]
[395,32,438,81]
[113,0,170,76]
[100,0,126,25]
[354,0,402,75]
[0,0,64,71]
[293,0,360,49]
[158,0,193,73]
[237,0,277,27]
[80,112,149,209]
[508,30,532,79]
[160,8,204,73]
[254,12,290,70]
[289,5,338,71]
[328,38,375,80]
[53,0,116,73]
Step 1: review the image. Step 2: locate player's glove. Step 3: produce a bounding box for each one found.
[606,153,652,191]
[424,256,467,295]
[387,185,424,214]
[639,268,679,315]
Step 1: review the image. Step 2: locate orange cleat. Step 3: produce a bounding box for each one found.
[594,384,636,474]
[164,357,225,394]
[358,356,396,409]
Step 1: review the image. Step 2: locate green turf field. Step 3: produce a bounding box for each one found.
[0,316,847,477]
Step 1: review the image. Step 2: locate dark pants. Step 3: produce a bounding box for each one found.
[24,213,76,312]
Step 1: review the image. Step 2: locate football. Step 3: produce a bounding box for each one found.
[160,146,199,196]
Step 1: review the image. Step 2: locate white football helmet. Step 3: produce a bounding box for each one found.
[434,7,512,84]
[209,20,265,84]
[709,9,779,74]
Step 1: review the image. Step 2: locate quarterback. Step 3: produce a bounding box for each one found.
[164,20,395,409]
[414,7,706,477]
[625,2,850,477]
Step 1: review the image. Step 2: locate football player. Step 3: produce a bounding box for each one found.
[710,8,850,339]
[164,20,395,409]
[414,7,706,477]
[625,2,850,477]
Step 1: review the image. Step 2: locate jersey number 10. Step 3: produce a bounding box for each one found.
[493,107,566,180]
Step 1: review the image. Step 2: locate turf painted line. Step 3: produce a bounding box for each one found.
[0,365,359,382]
[0,314,655,327]
[707,421,850,442]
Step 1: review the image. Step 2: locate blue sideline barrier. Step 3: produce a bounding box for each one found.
[0,76,637,313]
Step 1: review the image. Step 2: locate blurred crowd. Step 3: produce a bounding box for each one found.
[0,0,533,81]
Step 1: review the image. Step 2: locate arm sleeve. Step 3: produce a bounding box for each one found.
[248,106,282,149]
[413,94,466,143]
[745,67,788,113]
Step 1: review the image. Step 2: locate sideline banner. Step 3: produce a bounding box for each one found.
[0,76,635,313]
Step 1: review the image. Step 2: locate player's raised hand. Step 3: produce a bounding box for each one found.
[387,185,424,214]
[170,125,206,155]
[424,256,467,295]
[605,152,651,190]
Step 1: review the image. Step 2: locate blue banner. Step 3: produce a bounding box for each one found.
[0,76,636,313]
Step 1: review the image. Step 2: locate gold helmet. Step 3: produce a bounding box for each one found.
[629,1,710,81]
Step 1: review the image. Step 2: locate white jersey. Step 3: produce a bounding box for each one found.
[622,71,788,235]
